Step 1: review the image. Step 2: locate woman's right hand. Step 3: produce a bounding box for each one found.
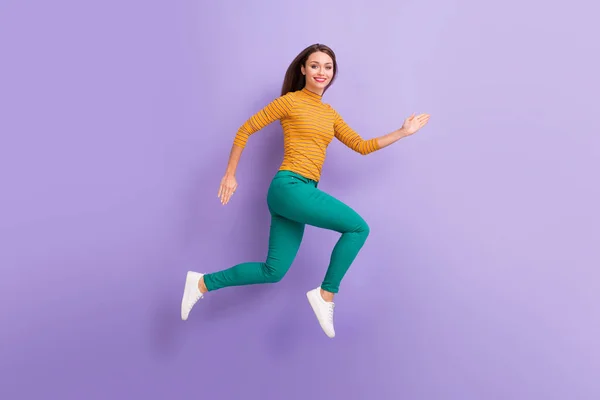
[218,174,238,205]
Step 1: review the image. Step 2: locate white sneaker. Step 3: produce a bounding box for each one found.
[306,287,336,338]
[181,271,204,320]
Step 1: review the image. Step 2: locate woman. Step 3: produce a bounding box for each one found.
[181,43,430,338]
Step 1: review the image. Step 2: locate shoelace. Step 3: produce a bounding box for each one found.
[188,292,202,311]
[327,303,335,323]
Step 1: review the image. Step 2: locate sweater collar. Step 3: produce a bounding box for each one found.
[300,87,323,102]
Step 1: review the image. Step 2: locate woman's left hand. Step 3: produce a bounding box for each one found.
[401,113,431,136]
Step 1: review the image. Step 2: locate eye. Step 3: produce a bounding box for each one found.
[311,65,318,69]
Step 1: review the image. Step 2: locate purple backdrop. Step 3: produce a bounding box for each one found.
[1,0,599,399]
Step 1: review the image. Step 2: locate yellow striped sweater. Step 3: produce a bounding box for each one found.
[233,88,380,182]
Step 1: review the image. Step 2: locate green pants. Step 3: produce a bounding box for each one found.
[203,170,370,293]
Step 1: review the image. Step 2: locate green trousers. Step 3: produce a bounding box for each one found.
[203,170,370,293]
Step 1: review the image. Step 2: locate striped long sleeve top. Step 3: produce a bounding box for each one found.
[232,88,380,182]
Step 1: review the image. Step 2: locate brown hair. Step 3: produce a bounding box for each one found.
[281,43,338,96]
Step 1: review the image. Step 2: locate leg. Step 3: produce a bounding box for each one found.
[271,181,369,338]
[181,212,304,320]
[269,179,370,295]
[296,191,368,338]
[203,213,305,291]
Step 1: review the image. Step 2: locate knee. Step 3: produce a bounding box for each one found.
[355,218,370,239]
[343,217,370,240]
[361,220,370,236]
[262,262,289,283]
[266,271,286,283]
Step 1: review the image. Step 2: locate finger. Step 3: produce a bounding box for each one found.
[221,185,230,204]
[223,191,230,205]
[225,187,234,205]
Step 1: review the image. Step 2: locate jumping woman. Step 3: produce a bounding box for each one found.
[181,43,430,338]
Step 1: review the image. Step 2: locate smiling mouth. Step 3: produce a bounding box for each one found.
[314,77,327,83]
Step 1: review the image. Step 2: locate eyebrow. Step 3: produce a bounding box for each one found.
[309,61,333,65]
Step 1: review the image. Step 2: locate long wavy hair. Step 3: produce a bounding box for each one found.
[281,43,338,96]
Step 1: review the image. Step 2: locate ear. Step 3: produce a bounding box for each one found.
[301,64,306,75]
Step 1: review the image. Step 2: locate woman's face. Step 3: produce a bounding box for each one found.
[301,51,334,95]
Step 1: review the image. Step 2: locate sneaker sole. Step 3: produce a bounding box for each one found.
[181,272,198,321]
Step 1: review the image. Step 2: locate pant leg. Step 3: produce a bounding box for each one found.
[267,173,370,293]
[203,212,305,292]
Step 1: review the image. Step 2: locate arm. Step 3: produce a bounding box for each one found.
[333,110,382,155]
[232,94,295,149]
[333,109,430,154]
[218,94,295,205]
[223,143,243,178]
[374,128,409,149]
[218,144,243,205]
[376,113,431,147]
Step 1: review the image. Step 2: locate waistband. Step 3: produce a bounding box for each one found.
[274,169,319,187]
